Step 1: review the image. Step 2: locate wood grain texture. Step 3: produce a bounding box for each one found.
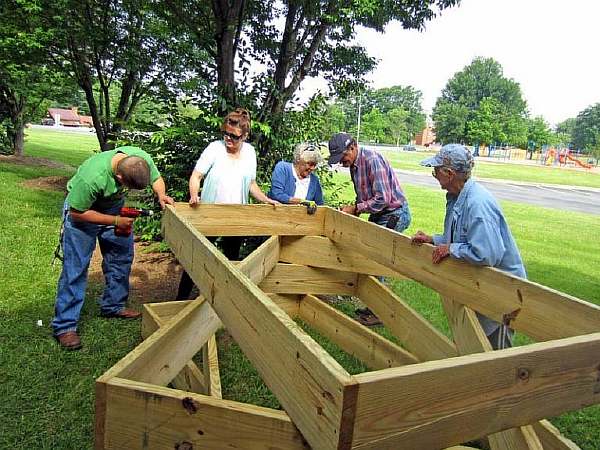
[298,294,418,369]
[357,276,457,362]
[171,202,326,236]
[260,263,358,295]
[142,302,207,394]
[324,209,600,341]
[441,297,543,450]
[351,332,600,449]
[162,206,355,450]
[101,378,308,450]
[280,235,402,278]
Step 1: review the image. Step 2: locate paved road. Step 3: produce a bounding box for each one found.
[395,170,600,216]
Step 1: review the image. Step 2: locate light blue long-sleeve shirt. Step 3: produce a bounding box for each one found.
[432,179,526,336]
[433,178,526,278]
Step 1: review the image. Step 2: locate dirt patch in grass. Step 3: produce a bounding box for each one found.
[88,242,184,306]
[0,155,75,170]
[22,175,70,193]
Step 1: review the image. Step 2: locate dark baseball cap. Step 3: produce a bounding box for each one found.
[328,133,354,164]
[420,144,474,173]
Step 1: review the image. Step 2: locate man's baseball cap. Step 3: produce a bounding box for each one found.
[420,144,474,173]
[328,133,353,164]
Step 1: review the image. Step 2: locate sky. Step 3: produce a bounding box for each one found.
[299,0,600,126]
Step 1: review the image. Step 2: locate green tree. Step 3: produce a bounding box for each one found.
[334,85,426,141]
[466,97,505,146]
[526,116,552,150]
[0,1,72,155]
[10,0,205,150]
[387,107,410,146]
[555,117,576,137]
[160,0,459,154]
[360,108,387,143]
[432,57,527,145]
[572,103,600,152]
[432,102,469,144]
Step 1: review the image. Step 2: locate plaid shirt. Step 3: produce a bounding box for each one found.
[350,147,406,214]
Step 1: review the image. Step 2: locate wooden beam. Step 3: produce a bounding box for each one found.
[142,302,207,394]
[171,202,325,236]
[260,263,358,295]
[298,294,419,369]
[280,235,403,278]
[531,420,581,450]
[267,293,302,318]
[162,205,355,450]
[440,297,543,450]
[356,275,457,362]
[98,377,308,450]
[112,298,221,386]
[203,335,222,398]
[324,209,600,341]
[351,332,600,449]
[239,235,280,284]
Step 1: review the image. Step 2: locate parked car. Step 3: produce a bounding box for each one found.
[403,145,416,152]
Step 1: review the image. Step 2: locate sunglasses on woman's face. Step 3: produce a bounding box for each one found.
[223,131,243,142]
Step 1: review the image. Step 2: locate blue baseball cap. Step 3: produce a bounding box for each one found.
[420,144,474,173]
[328,133,354,164]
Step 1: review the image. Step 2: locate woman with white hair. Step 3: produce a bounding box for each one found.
[268,142,324,205]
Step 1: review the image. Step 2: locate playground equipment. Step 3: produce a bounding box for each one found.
[559,149,592,169]
[540,146,592,169]
[95,204,600,450]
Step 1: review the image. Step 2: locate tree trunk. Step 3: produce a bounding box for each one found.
[212,0,245,110]
[12,119,25,156]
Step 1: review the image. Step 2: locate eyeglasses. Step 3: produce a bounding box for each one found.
[224,131,243,142]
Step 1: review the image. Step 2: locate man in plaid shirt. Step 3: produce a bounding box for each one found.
[328,132,411,325]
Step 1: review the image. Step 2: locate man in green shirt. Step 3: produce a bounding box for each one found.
[52,146,174,350]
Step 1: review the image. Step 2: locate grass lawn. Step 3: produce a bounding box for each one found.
[381,149,600,188]
[0,131,599,448]
[23,126,99,167]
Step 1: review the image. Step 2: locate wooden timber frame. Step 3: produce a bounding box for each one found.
[95,203,600,450]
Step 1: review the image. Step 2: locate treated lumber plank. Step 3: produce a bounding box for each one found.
[357,275,457,362]
[267,293,302,317]
[298,294,419,369]
[260,263,358,295]
[531,420,581,450]
[441,297,543,450]
[203,335,222,398]
[113,297,221,386]
[324,209,600,341]
[124,235,279,388]
[100,377,308,450]
[241,235,280,284]
[351,332,600,449]
[142,302,207,394]
[172,202,325,236]
[488,427,542,450]
[163,206,355,450]
[280,235,402,278]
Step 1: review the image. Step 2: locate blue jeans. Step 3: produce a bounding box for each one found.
[368,202,411,233]
[52,202,133,336]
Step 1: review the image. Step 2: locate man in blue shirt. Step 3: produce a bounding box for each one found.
[411,144,526,350]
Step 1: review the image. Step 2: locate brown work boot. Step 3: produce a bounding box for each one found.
[55,331,82,350]
[356,312,383,327]
[101,308,141,319]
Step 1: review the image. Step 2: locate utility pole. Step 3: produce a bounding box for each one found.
[356,92,362,142]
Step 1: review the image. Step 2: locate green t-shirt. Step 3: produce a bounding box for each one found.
[66,146,160,212]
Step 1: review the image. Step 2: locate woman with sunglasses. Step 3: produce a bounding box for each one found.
[176,108,277,300]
